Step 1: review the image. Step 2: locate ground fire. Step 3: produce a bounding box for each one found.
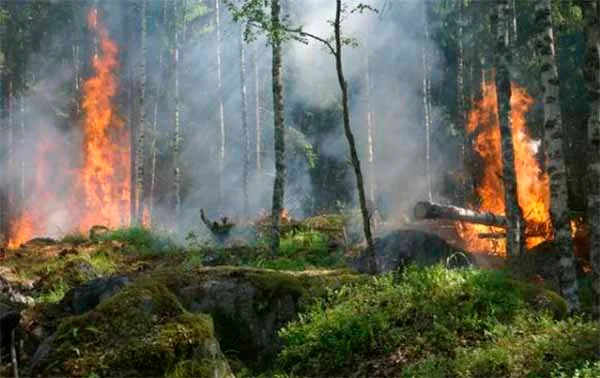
[8,8,129,247]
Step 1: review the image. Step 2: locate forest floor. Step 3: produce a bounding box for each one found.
[0,215,598,378]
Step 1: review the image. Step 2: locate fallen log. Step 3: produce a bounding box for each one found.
[414,201,508,228]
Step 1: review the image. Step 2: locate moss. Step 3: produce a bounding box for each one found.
[36,281,225,377]
[166,358,234,378]
[509,279,568,319]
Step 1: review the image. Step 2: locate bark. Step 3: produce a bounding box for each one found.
[334,0,375,273]
[456,0,471,204]
[493,0,525,257]
[150,0,168,222]
[173,0,182,221]
[414,201,508,227]
[582,0,600,319]
[509,0,518,47]
[422,3,433,201]
[534,0,580,313]
[135,0,147,224]
[364,46,376,207]
[215,0,225,210]
[270,0,286,257]
[239,28,250,219]
[18,92,24,205]
[254,42,262,174]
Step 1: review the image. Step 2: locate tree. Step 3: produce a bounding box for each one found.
[492,0,524,257]
[134,0,147,224]
[215,0,225,211]
[239,25,250,219]
[581,0,600,319]
[422,1,433,202]
[533,0,580,313]
[173,0,182,222]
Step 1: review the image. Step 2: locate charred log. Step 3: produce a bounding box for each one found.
[414,201,508,228]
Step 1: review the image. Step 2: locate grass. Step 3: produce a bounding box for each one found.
[276,265,598,378]
[96,226,179,256]
[61,232,88,245]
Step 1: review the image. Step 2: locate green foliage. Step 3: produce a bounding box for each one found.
[61,232,88,245]
[552,361,600,378]
[276,266,582,377]
[97,226,179,256]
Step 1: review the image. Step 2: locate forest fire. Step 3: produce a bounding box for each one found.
[457,81,551,254]
[8,8,129,247]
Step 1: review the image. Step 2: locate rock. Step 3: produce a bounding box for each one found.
[60,276,130,314]
[0,302,21,357]
[32,282,233,378]
[89,225,110,240]
[23,237,58,248]
[350,229,470,274]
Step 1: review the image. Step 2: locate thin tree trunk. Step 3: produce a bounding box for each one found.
[510,0,518,47]
[457,0,470,204]
[534,0,580,313]
[582,0,600,319]
[134,0,147,224]
[173,0,182,221]
[270,0,286,257]
[493,0,525,257]
[254,42,262,174]
[422,3,433,202]
[150,0,167,223]
[215,0,225,211]
[18,92,24,206]
[334,0,375,273]
[364,47,376,207]
[240,28,250,219]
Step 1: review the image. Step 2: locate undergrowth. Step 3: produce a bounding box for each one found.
[97,226,179,256]
[276,265,599,377]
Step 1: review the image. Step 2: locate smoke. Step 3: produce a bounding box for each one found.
[2,0,452,243]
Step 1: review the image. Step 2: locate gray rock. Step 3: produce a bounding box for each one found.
[177,277,299,369]
[351,229,470,274]
[60,276,129,314]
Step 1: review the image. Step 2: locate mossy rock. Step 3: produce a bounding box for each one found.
[31,281,232,378]
[141,266,366,371]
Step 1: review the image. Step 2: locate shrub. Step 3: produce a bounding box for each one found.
[277,265,582,377]
[98,226,179,256]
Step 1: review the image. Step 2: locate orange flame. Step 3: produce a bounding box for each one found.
[7,8,130,247]
[457,80,551,254]
[77,8,130,231]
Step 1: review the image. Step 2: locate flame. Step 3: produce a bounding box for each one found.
[458,80,551,254]
[77,8,130,231]
[142,206,151,227]
[7,8,130,247]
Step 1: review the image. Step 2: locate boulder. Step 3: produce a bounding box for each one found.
[351,229,470,274]
[31,282,233,378]
[0,302,20,358]
[89,225,110,240]
[59,275,129,314]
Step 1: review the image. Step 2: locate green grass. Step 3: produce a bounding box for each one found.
[36,278,68,303]
[97,226,179,256]
[61,232,88,245]
[276,265,597,377]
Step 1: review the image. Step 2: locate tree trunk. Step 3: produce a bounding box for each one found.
[534,0,580,313]
[509,0,518,47]
[150,0,168,223]
[239,26,250,219]
[493,0,525,257]
[582,0,600,319]
[173,0,182,221]
[254,42,262,174]
[457,0,471,204]
[270,0,286,257]
[364,46,376,207]
[334,0,375,273]
[135,0,147,224]
[215,0,225,211]
[422,3,433,202]
[18,92,25,206]
[414,201,508,227]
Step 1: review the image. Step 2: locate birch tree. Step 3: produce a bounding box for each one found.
[581,0,600,319]
[422,2,433,202]
[173,0,182,221]
[254,42,262,174]
[135,0,147,224]
[239,26,250,219]
[493,0,524,257]
[534,0,580,313]
[215,0,225,210]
